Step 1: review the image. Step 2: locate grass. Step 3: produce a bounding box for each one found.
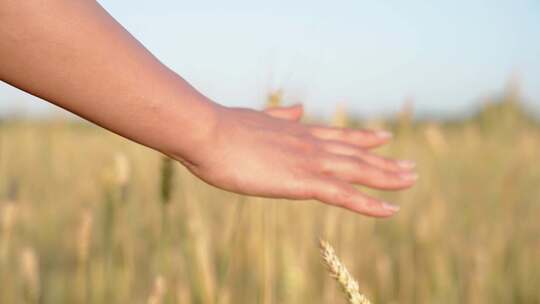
[1,91,540,303]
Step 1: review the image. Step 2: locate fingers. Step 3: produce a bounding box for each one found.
[308,178,399,217]
[264,104,304,121]
[322,140,416,172]
[319,154,418,190]
[310,126,392,149]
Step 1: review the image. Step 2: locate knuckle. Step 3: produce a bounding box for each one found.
[363,198,381,211]
[350,157,369,170]
[313,153,336,174]
[326,186,353,205]
[384,159,399,169]
[289,136,317,153]
[382,170,400,181]
[361,129,377,137]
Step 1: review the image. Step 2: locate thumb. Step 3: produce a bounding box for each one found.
[264,104,304,121]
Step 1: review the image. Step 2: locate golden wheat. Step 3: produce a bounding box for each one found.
[0,94,538,303]
[19,247,40,303]
[319,240,372,304]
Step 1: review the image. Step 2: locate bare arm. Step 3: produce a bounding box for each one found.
[0,0,417,217]
[0,0,215,156]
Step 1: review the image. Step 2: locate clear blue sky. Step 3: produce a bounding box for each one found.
[1,0,539,118]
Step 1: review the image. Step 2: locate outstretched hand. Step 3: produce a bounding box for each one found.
[0,1,415,217]
[173,104,417,217]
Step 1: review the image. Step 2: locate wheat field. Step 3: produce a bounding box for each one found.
[1,92,539,304]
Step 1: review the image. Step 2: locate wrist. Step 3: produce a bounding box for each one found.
[160,95,222,166]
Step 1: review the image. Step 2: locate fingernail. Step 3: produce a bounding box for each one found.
[382,202,400,212]
[397,160,416,169]
[375,130,393,139]
[400,172,419,181]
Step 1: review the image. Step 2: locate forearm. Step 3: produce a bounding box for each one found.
[0,0,217,158]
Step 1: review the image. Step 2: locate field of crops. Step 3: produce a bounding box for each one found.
[1,93,539,304]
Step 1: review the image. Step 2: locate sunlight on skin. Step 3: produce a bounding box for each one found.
[0,1,416,217]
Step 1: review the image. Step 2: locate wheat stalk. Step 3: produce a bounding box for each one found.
[20,247,40,303]
[0,202,18,261]
[77,209,93,265]
[319,239,372,304]
[159,156,174,205]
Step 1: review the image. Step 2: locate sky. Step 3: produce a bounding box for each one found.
[1,0,539,119]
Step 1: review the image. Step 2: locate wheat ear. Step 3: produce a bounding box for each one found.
[319,239,372,304]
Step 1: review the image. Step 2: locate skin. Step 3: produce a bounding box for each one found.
[0,0,417,217]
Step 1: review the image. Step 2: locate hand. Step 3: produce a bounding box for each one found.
[172,104,417,217]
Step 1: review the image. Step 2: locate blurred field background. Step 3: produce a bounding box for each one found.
[1,85,540,304]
